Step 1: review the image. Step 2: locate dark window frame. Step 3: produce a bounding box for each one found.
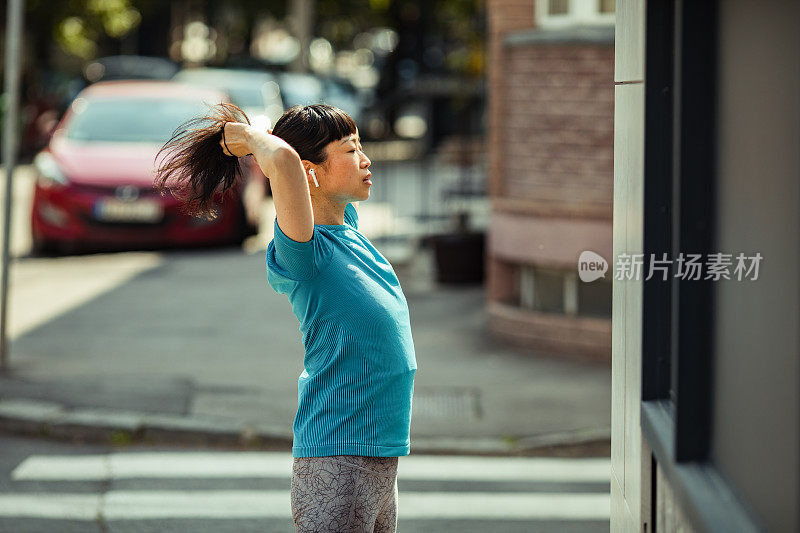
[641,0,674,406]
[639,0,763,530]
[670,0,717,464]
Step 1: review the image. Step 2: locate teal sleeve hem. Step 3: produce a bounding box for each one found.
[274,217,315,250]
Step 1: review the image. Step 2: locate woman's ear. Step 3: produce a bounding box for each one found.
[300,162,320,188]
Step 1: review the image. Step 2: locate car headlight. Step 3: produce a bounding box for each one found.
[34,152,68,187]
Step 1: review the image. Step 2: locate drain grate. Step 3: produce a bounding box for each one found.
[412,387,482,420]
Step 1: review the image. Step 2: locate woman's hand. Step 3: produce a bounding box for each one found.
[220,123,274,157]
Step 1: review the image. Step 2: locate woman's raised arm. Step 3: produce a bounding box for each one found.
[222,123,314,243]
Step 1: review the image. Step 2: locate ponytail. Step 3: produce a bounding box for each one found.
[154,102,250,219]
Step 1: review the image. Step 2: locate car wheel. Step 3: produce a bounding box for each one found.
[30,236,60,257]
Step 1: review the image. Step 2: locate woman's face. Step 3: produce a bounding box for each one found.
[317,128,372,202]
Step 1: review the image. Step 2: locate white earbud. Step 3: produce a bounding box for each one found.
[309,169,319,188]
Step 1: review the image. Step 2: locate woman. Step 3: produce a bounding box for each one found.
[154,103,417,533]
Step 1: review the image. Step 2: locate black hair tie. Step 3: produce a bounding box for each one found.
[221,122,235,157]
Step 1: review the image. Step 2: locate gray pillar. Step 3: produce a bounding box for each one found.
[1,0,25,371]
[288,0,313,72]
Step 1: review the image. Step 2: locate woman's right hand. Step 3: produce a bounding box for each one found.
[220,123,274,157]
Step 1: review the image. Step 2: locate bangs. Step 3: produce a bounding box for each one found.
[295,104,357,156]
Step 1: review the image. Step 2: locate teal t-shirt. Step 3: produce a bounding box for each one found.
[266,202,417,458]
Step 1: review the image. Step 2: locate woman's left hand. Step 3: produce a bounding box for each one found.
[220,122,256,157]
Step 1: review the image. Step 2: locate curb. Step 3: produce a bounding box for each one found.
[0,398,292,449]
[0,398,610,457]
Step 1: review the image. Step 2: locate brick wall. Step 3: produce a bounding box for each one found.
[504,45,614,217]
[486,0,614,361]
[487,0,614,219]
[487,0,536,198]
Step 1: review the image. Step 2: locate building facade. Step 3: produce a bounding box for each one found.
[612,0,799,530]
[486,0,616,361]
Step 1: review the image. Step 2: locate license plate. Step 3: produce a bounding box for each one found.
[93,198,164,223]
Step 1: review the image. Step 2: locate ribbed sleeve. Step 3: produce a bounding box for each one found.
[271,217,332,281]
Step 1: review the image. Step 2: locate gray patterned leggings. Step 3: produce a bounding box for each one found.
[290,455,399,533]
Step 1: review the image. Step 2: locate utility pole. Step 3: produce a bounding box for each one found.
[1,0,25,371]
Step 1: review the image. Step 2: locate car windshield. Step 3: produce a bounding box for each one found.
[65,98,210,143]
[279,74,324,107]
[174,72,271,108]
[218,85,264,108]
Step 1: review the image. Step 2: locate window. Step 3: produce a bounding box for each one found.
[548,0,569,15]
[577,276,612,317]
[641,0,715,464]
[638,1,764,529]
[641,0,674,407]
[521,265,564,313]
[536,0,616,29]
[520,264,610,317]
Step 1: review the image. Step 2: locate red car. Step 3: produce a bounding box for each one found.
[31,80,257,255]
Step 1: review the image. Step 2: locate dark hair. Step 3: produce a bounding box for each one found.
[153,102,249,219]
[154,102,357,219]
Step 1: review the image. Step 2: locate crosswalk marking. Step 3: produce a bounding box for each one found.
[103,491,290,520]
[4,452,610,522]
[400,455,609,482]
[383,492,609,520]
[12,452,610,483]
[0,491,609,521]
[0,493,100,520]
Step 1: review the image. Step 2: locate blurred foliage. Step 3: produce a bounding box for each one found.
[434,0,486,77]
[316,0,392,47]
[19,0,484,76]
[315,0,485,77]
[26,0,143,59]
[21,0,285,62]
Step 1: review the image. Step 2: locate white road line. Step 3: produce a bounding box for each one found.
[398,455,610,482]
[0,491,610,521]
[11,452,610,483]
[399,492,609,520]
[12,452,293,481]
[11,454,111,481]
[0,493,100,520]
[103,490,290,520]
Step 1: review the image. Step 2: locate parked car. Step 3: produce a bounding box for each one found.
[31,80,254,255]
[276,71,326,108]
[83,55,180,83]
[172,68,284,129]
[321,75,365,124]
[277,72,366,124]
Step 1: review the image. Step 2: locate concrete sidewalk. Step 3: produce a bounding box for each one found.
[0,224,610,456]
